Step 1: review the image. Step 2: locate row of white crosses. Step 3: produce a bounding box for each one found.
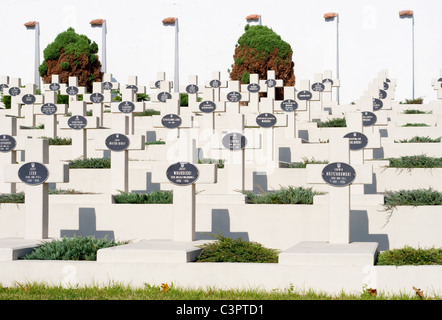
[431,69,442,100]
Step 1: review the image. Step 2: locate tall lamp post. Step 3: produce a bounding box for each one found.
[162,17,179,93]
[399,10,415,99]
[90,19,107,73]
[24,21,40,90]
[324,12,339,104]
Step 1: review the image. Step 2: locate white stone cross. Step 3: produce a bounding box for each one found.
[306,136,373,244]
[321,70,340,108]
[19,83,44,128]
[1,77,23,117]
[125,75,146,97]
[274,86,306,140]
[84,82,106,127]
[204,71,228,102]
[180,74,203,111]
[42,74,63,94]
[431,69,442,100]
[191,87,226,135]
[4,138,69,239]
[62,76,86,104]
[151,136,217,242]
[0,76,10,109]
[149,71,170,92]
[110,87,146,135]
[59,101,100,159]
[101,73,120,105]
[241,73,266,113]
[33,90,68,138]
[221,80,249,114]
[262,70,284,100]
[297,79,318,122]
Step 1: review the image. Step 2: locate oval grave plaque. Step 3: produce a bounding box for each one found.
[161,114,182,128]
[105,133,130,151]
[118,101,135,113]
[18,162,49,186]
[265,79,277,88]
[322,78,334,85]
[383,82,389,90]
[379,89,387,99]
[67,115,87,130]
[166,162,199,186]
[385,78,391,83]
[343,132,368,150]
[226,91,242,102]
[210,79,221,88]
[199,101,216,113]
[126,85,138,93]
[247,83,260,93]
[311,82,325,92]
[103,82,113,90]
[41,103,58,115]
[0,134,16,152]
[222,132,247,151]
[373,98,383,111]
[297,90,312,100]
[157,92,172,102]
[362,111,377,127]
[155,80,161,89]
[90,92,104,103]
[22,94,36,105]
[256,113,277,128]
[0,84,9,91]
[66,86,79,96]
[322,162,356,187]
[49,83,60,91]
[280,99,298,112]
[8,87,21,96]
[186,84,199,94]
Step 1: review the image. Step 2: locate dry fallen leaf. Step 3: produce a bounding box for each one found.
[413,286,424,298]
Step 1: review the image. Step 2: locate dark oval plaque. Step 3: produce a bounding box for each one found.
[383,82,389,90]
[379,89,387,99]
[166,162,199,186]
[322,162,356,187]
[0,134,16,152]
[0,84,9,92]
[222,132,247,151]
[155,80,161,89]
[49,83,60,91]
[41,103,58,115]
[362,111,377,127]
[103,82,113,90]
[280,99,298,112]
[90,92,104,103]
[126,85,138,93]
[105,133,130,151]
[297,90,312,100]
[199,101,216,113]
[67,115,87,130]
[186,84,199,94]
[157,92,172,102]
[311,82,325,92]
[322,78,334,85]
[161,114,182,128]
[247,83,260,93]
[210,79,221,88]
[226,91,242,102]
[373,98,383,111]
[344,132,368,150]
[265,79,277,88]
[18,162,49,185]
[8,87,21,96]
[118,101,135,113]
[66,86,79,96]
[256,113,277,128]
[22,94,36,105]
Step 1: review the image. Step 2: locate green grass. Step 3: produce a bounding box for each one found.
[386,155,442,168]
[0,189,90,203]
[244,186,324,204]
[287,158,328,168]
[400,97,424,104]
[198,158,225,168]
[113,191,173,204]
[316,117,346,128]
[145,140,166,145]
[395,136,441,143]
[402,109,431,114]
[402,123,430,127]
[133,109,160,116]
[377,246,442,266]
[383,188,442,210]
[39,136,72,145]
[68,157,111,168]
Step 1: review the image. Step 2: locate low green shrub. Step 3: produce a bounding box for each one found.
[386,155,442,168]
[316,117,346,127]
[287,158,328,168]
[198,158,225,168]
[195,234,279,263]
[395,136,441,143]
[376,246,442,265]
[384,188,442,210]
[68,157,111,168]
[402,123,429,127]
[0,189,92,203]
[244,186,324,204]
[39,136,72,145]
[400,97,424,104]
[113,190,173,204]
[22,236,128,261]
[134,109,159,117]
[145,140,165,145]
[402,109,431,114]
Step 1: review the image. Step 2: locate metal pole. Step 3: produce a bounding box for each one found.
[336,15,340,105]
[35,22,40,90]
[411,15,415,99]
[102,20,107,73]
[174,20,179,93]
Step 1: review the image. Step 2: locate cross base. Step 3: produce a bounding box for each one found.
[97,239,214,263]
[278,241,379,266]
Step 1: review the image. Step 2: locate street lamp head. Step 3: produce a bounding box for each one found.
[246,14,261,21]
[399,10,414,18]
[24,21,38,30]
[162,17,178,25]
[90,19,106,27]
[324,12,338,21]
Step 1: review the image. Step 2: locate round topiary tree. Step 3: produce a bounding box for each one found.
[38,27,103,93]
[229,25,295,100]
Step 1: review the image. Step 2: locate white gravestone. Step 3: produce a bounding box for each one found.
[263,70,283,100]
[33,90,67,138]
[2,77,23,117]
[241,73,266,113]
[84,82,106,127]
[205,71,227,102]
[110,87,145,135]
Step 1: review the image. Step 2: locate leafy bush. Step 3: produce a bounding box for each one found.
[244,186,324,204]
[402,123,429,127]
[39,136,72,145]
[384,188,442,210]
[402,109,431,114]
[113,191,173,204]
[68,157,111,168]
[400,97,424,104]
[198,158,225,168]
[316,117,346,127]
[195,234,279,263]
[287,158,328,168]
[395,136,441,143]
[386,155,442,168]
[0,192,25,203]
[145,140,165,145]
[376,246,442,265]
[133,109,160,117]
[23,236,128,261]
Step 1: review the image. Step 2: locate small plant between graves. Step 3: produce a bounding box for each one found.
[376,246,442,266]
[243,186,324,204]
[22,236,129,261]
[316,117,346,127]
[68,157,111,168]
[395,136,441,143]
[402,123,430,127]
[0,189,93,203]
[383,188,442,210]
[402,109,432,114]
[400,97,424,104]
[113,191,173,204]
[197,158,225,168]
[386,155,442,168]
[287,158,328,168]
[39,136,73,145]
[195,234,279,263]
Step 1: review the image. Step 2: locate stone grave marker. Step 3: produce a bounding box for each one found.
[101,73,120,105]
[431,69,442,100]
[205,71,227,102]
[241,73,266,113]
[19,83,43,128]
[221,80,249,114]
[0,76,10,109]
[191,87,226,134]
[275,86,307,141]
[84,82,106,127]
[263,70,283,100]
[62,76,86,104]
[33,90,67,138]
[43,75,63,94]
[1,77,22,117]
[321,70,340,107]
[126,75,146,97]
[110,87,146,135]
